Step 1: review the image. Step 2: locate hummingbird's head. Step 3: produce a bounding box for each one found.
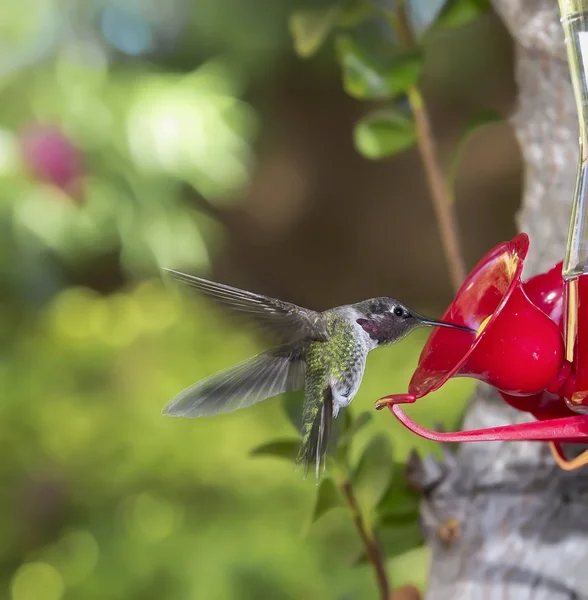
[355,297,475,346]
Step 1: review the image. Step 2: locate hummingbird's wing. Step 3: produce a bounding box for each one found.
[162,344,305,418]
[162,269,328,342]
[296,386,333,481]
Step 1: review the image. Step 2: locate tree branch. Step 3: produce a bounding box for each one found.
[390,1,468,291]
[339,480,390,600]
[408,86,467,291]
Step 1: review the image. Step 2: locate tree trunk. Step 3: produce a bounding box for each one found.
[419,2,588,598]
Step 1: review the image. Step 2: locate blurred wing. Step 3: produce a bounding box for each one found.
[162,269,328,342]
[162,344,306,418]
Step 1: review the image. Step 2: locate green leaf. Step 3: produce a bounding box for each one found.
[376,461,421,523]
[336,0,374,28]
[338,411,372,448]
[346,12,399,59]
[406,0,449,37]
[351,459,424,565]
[354,109,416,159]
[352,521,424,564]
[379,520,424,558]
[249,439,299,461]
[352,434,394,519]
[281,392,302,432]
[334,411,371,465]
[378,502,420,527]
[446,110,502,202]
[335,35,422,100]
[345,411,372,439]
[340,407,355,435]
[309,477,345,525]
[289,6,340,58]
[436,0,490,30]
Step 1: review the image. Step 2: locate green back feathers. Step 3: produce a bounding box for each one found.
[296,317,359,478]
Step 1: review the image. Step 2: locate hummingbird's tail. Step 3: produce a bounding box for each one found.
[296,386,334,481]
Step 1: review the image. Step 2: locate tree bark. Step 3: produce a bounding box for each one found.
[418,2,588,598]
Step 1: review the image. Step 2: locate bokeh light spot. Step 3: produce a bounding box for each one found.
[48,287,102,342]
[14,188,77,251]
[11,562,64,600]
[124,492,181,542]
[133,279,180,332]
[95,293,142,347]
[101,7,154,56]
[0,128,21,176]
[56,530,100,586]
[41,408,96,462]
[126,62,256,196]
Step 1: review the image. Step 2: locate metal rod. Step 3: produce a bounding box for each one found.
[558,0,588,362]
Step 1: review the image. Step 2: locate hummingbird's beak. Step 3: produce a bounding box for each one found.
[418,317,476,334]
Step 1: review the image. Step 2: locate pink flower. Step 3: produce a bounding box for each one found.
[21,125,84,199]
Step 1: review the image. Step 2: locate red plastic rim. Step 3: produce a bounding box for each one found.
[408,233,530,398]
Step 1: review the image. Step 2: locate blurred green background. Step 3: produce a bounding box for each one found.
[0,1,521,598]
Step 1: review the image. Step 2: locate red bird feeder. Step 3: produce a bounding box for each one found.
[377,233,588,471]
[379,1,588,471]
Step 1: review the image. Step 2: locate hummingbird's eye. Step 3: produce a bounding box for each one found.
[393,306,404,317]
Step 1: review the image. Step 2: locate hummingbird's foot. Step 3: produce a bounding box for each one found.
[374,393,417,410]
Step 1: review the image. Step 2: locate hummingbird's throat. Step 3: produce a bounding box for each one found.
[476,315,492,338]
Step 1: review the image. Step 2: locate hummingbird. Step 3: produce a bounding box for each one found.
[161,269,474,478]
